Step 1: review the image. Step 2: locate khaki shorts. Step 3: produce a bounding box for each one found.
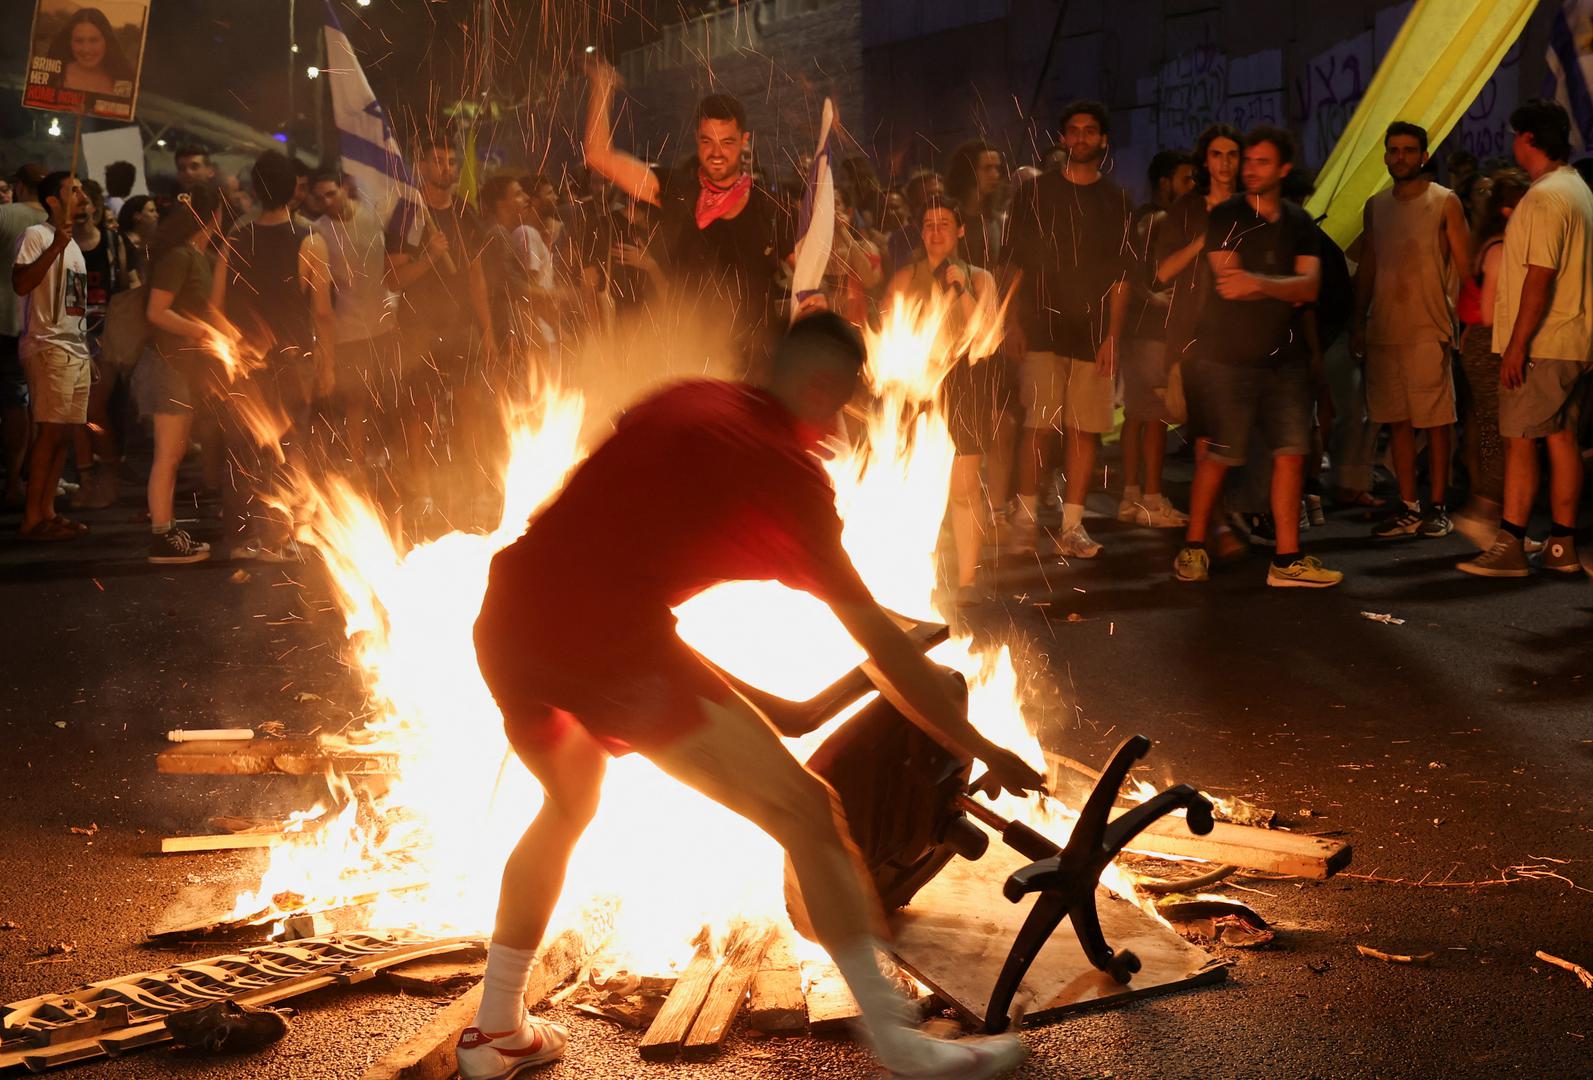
[1365,340,1455,428]
[1499,358,1591,439]
[1020,351,1114,433]
[20,344,90,425]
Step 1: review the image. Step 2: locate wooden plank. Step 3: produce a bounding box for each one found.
[523,926,592,1008]
[1043,751,1350,879]
[160,832,282,853]
[890,844,1226,1031]
[385,953,488,995]
[747,934,807,1035]
[1125,816,1350,880]
[358,982,483,1080]
[638,944,718,1061]
[801,961,861,1035]
[157,737,396,776]
[683,921,776,1058]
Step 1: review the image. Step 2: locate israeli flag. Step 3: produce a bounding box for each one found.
[323,2,424,244]
[791,98,837,322]
[1546,0,1593,152]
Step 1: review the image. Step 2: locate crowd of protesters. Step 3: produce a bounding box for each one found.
[1,70,1589,594]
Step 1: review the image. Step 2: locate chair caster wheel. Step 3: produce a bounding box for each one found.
[1107,950,1141,984]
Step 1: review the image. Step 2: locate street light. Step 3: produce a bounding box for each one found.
[356,0,371,6]
[47,117,61,137]
[306,65,320,79]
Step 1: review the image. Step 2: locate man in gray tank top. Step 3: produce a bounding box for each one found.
[1351,121,1470,541]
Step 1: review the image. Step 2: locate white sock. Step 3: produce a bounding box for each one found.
[473,941,535,1035]
[152,522,172,535]
[1122,485,1141,503]
[1403,498,1421,513]
[830,938,954,1073]
[1063,502,1085,532]
[1016,494,1039,525]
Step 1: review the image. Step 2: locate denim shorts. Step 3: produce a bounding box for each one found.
[1197,355,1314,466]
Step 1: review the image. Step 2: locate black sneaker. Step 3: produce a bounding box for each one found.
[1247,513,1277,548]
[1417,506,1453,538]
[148,528,211,564]
[1372,506,1423,538]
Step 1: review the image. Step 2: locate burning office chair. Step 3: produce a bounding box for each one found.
[706,633,1214,1035]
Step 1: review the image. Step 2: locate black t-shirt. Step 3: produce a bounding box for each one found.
[959,212,1000,270]
[1125,203,1171,342]
[1002,171,1135,358]
[79,232,115,342]
[653,165,793,343]
[1197,196,1322,366]
[226,220,313,357]
[1313,223,1353,352]
[386,197,485,342]
[582,204,657,311]
[1155,190,1215,355]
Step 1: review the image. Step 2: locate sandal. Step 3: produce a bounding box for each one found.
[19,518,77,541]
[50,515,90,534]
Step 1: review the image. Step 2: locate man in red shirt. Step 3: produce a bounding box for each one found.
[462,313,1040,1080]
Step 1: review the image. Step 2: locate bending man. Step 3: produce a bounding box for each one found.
[462,313,1039,1080]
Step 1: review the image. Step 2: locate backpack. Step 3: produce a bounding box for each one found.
[101,283,149,372]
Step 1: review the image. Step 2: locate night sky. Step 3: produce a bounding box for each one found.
[0,0,673,145]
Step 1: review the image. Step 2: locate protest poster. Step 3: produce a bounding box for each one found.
[21,0,151,122]
[82,126,148,195]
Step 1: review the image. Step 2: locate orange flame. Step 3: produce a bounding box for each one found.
[228,293,1164,971]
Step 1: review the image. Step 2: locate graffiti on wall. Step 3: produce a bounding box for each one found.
[1294,31,1374,167]
[1155,46,1284,150]
[1451,43,1520,163]
[1157,46,1228,148]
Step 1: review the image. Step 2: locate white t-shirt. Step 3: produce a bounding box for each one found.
[1493,165,1593,362]
[16,224,90,362]
[513,223,557,347]
[314,202,392,345]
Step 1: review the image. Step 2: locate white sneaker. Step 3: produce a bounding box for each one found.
[456,1014,567,1079]
[1055,524,1102,558]
[1120,494,1187,528]
[1148,495,1190,527]
[888,1033,1026,1079]
[1003,513,1039,554]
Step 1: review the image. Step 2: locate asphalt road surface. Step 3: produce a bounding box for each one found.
[1,457,1590,1080]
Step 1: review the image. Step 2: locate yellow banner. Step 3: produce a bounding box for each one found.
[1305,0,1537,248]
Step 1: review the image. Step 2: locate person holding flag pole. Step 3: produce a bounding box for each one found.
[323,3,493,519]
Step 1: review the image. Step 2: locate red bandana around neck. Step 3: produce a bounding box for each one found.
[695,169,753,229]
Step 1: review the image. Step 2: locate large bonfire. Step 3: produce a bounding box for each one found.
[230,290,1073,974]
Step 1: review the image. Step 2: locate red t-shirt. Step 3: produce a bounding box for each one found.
[481,379,871,662]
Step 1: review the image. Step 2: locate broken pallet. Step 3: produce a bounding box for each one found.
[638,941,719,1061]
[0,932,477,1074]
[683,921,776,1059]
